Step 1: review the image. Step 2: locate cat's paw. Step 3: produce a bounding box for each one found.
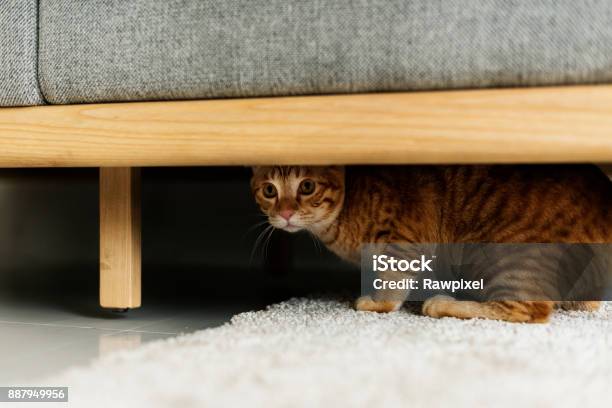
[354,296,402,313]
[422,294,456,318]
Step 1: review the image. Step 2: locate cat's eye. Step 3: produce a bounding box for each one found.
[262,183,277,198]
[299,179,316,195]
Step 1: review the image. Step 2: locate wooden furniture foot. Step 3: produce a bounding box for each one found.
[99,167,142,309]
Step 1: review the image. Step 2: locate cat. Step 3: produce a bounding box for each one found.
[251,165,612,323]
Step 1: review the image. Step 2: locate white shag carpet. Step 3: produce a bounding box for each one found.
[48,298,612,408]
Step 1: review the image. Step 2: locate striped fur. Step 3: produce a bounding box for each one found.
[252,165,612,323]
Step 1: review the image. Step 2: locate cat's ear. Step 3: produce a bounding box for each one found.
[251,166,260,174]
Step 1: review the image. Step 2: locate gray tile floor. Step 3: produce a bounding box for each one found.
[0,294,264,385]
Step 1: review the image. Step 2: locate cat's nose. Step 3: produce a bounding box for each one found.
[279,210,294,221]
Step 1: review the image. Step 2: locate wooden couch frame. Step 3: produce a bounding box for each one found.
[1,85,611,309]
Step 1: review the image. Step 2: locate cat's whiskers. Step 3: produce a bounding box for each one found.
[249,224,274,265]
[262,226,276,260]
[241,220,270,241]
[307,230,323,254]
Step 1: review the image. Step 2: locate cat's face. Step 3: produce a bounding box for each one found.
[251,166,345,233]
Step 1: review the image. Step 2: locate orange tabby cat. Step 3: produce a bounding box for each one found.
[251,165,612,323]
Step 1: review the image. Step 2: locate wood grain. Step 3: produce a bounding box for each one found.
[1,86,612,167]
[99,167,141,309]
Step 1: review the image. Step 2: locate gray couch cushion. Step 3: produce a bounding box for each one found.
[0,0,44,106]
[39,0,612,104]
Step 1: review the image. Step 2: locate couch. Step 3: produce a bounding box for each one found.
[2,0,612,310]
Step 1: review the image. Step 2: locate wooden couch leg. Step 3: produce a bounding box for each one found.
[99,167,142,310]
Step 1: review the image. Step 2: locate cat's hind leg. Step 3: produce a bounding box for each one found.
[558,301,601,311]
[422,295,554,323]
